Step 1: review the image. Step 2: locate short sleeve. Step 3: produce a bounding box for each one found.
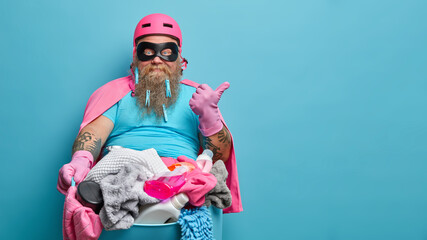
[102,102,118,124]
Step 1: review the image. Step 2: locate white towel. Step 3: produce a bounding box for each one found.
[85,147,169,183]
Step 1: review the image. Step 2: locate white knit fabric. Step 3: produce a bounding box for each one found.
[84,147,169,183]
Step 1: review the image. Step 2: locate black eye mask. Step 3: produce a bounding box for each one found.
[136,42,179,62]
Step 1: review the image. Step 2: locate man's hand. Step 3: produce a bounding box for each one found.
[57,115,114,195]
[190,82,232,162]
[190,82,230,136]
[57,151,93,194]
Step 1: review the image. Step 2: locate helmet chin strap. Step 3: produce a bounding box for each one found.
[130,66,137,96]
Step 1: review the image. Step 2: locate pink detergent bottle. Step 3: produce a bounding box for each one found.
[144,150,213,200]
[144,166,188,200]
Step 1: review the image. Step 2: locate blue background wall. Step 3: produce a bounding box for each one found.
[1,0,426,239]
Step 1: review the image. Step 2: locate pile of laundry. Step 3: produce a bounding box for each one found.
[62,147,231,240]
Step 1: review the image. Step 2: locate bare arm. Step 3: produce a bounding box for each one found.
[200,126,231,163]
[71,115,114,161]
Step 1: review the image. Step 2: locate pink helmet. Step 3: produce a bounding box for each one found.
[133,13,182,49]
[131,13,187,75]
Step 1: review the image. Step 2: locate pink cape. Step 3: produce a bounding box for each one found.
[78,75,242,213]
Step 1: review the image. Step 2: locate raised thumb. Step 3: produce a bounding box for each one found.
[215,82,230,97]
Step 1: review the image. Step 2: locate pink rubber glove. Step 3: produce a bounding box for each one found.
[63,186,103,240]
[57,150,94,195]
[189,82,230,136]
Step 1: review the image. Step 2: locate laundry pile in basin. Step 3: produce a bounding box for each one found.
[62,146,232,240]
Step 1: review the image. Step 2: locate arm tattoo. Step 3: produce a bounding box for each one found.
[72,131,102,159]
[87,138,102,160]
[203,137,223,160]
[218,128,231,144]
[72,132,92,153]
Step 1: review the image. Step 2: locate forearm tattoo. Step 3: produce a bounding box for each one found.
[72,131,102,159]
[202,127,232,161]
[218,127,231,144]
[203,137,223,160]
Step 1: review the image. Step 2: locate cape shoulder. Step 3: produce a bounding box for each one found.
[80,76,132,131]
[90,75,132,98]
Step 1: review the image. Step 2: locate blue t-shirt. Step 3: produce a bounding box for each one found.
[102,84,200,159]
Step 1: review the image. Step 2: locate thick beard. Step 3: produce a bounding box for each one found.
[134,60,182,120]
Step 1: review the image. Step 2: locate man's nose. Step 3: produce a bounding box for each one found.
[151,56,163,64]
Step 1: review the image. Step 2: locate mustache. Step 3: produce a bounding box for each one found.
[141,64,172,77]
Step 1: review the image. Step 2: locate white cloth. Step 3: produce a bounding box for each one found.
[85,147,169,183]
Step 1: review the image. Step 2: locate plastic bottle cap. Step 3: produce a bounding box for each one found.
[203,149,214,158]
[196,149,213,162]
[171,193,189,210]
[77,181,103,205]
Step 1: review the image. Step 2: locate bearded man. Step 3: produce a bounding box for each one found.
[56,13,242,214]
